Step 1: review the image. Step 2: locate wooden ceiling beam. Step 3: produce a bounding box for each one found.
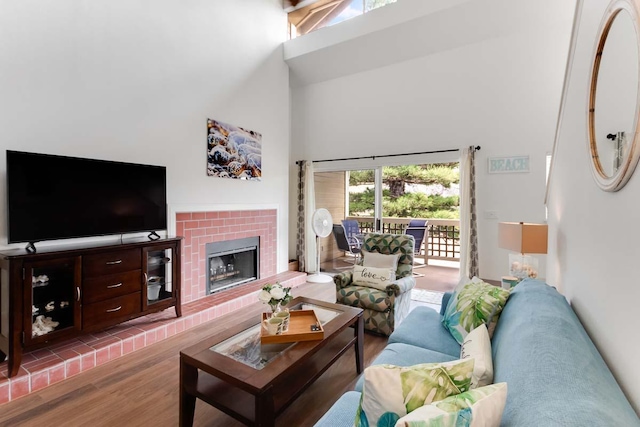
[288,0,352,36]
[304,3,341,33]
[284,0,323,13]
[296,0,343,29]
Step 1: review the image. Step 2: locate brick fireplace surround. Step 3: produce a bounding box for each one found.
[177,209,278,304]
[0,209,306,404]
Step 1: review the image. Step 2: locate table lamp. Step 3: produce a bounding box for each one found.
[498,222,548,280]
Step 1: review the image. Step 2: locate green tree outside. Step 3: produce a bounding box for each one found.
[349,163,460,219]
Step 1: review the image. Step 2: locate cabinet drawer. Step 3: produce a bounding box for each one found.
[83,292,141,329]
[83,249,141,277]
[83,270,142,304]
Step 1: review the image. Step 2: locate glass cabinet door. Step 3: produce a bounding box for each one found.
[24,256,81,346]
[143,246,175,309]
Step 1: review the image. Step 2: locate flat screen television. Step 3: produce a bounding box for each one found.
[7,150,167,245]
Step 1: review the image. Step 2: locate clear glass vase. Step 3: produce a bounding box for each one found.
[269,301,282,314]
[508,253,539,280]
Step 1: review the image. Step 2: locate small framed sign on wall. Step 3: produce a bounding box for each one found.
[488,155,530,174]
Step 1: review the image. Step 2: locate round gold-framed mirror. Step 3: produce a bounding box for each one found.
[588,0,640,191]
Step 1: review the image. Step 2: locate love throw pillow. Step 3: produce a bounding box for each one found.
[352,265,396,291]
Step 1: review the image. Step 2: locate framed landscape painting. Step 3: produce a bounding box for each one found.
[207,118,262,180]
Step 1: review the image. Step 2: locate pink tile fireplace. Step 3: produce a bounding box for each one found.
[176,209,277,304]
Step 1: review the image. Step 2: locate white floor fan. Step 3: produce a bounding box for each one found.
[307,208,334,283]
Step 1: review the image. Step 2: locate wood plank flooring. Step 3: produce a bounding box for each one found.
[0,283,388,427]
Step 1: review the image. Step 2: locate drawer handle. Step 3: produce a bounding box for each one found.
[106,260,123,265]
[106,306,122,313]
[107,282,123,289]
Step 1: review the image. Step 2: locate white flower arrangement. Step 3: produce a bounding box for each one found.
[258,282,292,309]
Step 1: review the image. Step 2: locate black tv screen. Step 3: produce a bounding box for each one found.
[7,151,167,244]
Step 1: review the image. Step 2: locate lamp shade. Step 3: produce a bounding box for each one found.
[498,222,548,254]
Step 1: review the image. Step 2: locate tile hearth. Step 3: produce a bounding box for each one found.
[0,271,306,405]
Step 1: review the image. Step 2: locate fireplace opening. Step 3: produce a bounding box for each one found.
[206,237,259,294]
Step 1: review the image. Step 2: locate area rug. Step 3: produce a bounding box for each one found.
[411,289,445,305]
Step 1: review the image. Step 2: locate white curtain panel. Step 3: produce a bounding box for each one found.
[303,161,317,273]
[459,147,471,280]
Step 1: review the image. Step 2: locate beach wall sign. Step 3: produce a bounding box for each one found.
[487,155,530,174]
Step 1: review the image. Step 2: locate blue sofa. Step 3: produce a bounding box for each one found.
[315,280,640,426]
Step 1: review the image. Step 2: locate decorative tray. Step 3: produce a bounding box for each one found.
[260,309,324,345]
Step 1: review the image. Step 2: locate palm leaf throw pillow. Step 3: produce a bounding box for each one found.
[354,359,474,427]
[395,382,508,427]
[442,278,510,345]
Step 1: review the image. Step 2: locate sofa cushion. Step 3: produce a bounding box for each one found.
[336,285,392,312]
[492,279,640,426]
[355,343,459,391]
[442,278,510,344]
[389,306,461,357]
[440,292,452,316]
[395,382,507,427]
[354,359,474,427]
[313,391,361,427]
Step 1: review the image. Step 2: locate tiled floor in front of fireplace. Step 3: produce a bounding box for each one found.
[0,271,307,404]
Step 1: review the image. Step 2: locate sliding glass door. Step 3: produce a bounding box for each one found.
[313,157,461,273]
[346,168,383,233]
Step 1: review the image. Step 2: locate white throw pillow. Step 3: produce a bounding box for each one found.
[352,265,396,291]
[394,382,507,427]
[362,251,399,272]
[354,359,475,427]
[460,324,494,388]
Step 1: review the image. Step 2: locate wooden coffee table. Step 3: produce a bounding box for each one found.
[179,297,364,427]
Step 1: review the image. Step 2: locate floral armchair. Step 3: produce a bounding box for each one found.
[334,233,416,336]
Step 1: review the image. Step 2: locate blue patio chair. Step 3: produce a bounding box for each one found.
[405,219,428,257]
[341,219,361,244]
[332,224,361,264]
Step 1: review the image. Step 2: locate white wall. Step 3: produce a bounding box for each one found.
[0,0,291,271]
[288,0,575,280]
[547,0,640,413]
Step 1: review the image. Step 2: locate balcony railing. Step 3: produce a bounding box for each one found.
[346,216,460,263]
